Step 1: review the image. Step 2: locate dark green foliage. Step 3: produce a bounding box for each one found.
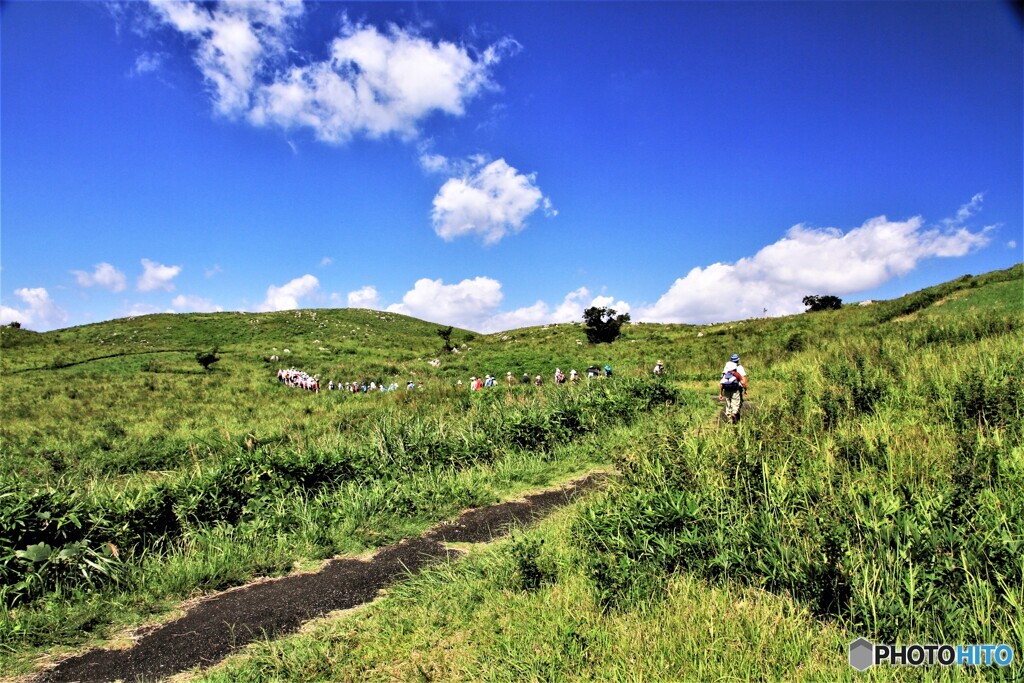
[819,351,890,427]
[582,307,630,344]
[802,295,842,312]
[508,535,554,592]
[195,346,220,371]
[436,326,454,353]
[784,332,806,352]
[7,321,21,329]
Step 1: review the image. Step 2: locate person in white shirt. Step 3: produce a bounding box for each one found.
[718,353,748,424]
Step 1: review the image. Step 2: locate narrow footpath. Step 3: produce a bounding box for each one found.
[39,473,606,683]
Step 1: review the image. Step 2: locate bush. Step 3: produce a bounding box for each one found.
[582,307,630,344]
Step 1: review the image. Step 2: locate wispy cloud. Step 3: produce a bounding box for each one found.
[147,0,303,116]
[0,288,68,330]
[257,273,319,311]
[431,157,556,244]
[130,51,166,77]
[137,258,182,292]
[945,192,985,226]
[72,262,127,292]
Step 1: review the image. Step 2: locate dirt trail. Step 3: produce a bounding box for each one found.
[38,473,606,683]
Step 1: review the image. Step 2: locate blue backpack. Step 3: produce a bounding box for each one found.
[721,368,741,387]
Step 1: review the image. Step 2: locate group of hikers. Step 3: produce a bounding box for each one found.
[277,368,418,394]
[277,352,749,423]
[461,364,614,390]
[276,368,320,392]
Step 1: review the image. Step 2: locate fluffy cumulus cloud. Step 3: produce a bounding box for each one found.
[171,294,223,313]
[250,25,512,143]
[137,258,182,292]
[72,262,127,292]
[637,210,993,324]
[258,274,319,311]
[431,158,556,244]
[387,277,503,329]
[386,278,626,333]
[149,2,514,144]
[0,288,68,330]
[347,285,380,309]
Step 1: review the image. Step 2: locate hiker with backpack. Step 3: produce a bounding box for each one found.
[718,353,748,424]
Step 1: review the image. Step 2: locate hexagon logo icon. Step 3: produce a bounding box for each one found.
[849,638,874,671]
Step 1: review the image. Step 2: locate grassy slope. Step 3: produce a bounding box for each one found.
[195,265,1022,682]
[1,265,1021,680]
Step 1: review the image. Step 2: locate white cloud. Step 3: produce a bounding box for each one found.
[150,3,515,144]
[125,302,172,317]
[0,288,68,330]
[431,158,556,244]
[131,51,165,76]
[385,278,626,333]
[319,256,334,268]
[72,262,127,292]
[483,287,630,333]
[946,192,985,226]
[137,258,182,292]
[148,0,303,116]
[387,276,503,329]
[637,209,993,324]
[171,294,223,313]
[204,264,223,278]
[258,274,319,311]
[347,285,380,309]
[419,151,451,174]
[251,22,511,143]
[1009,240,1018,249]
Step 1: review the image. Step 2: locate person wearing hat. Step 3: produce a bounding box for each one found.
[653,359,665,376]
[603,365,613,378]
[718,353,748,424]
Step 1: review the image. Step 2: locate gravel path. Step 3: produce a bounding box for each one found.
[39,473,605,683]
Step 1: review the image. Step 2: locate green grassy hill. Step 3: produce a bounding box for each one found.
[1,264,1021,679]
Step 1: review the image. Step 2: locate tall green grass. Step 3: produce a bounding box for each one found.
[1,264,1020,677]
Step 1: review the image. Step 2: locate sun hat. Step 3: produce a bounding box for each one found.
[730,354,740,362]
[657,359,663,364]
[604,365,611,371]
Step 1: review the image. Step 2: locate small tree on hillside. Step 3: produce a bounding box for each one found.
[582,306,630,344]
[802,295,843,312]
[436,326,455,353]
[7,321,21,329]
[196,346,221,371]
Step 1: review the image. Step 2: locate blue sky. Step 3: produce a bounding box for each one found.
[2,1,1021,332]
